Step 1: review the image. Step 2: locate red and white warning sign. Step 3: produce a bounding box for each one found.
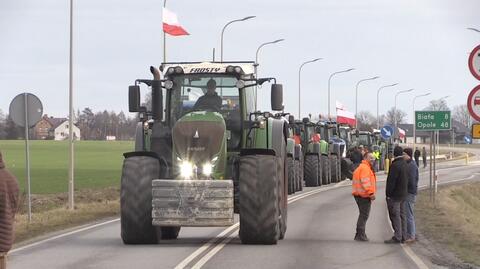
[469,44,480,80]
[467,85,480,121]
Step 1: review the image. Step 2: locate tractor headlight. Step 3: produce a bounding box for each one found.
[235,80,245,89]
[167,67,175,75]
[164,80,174,89]
[203,163,213,177]
[180,161,194,179]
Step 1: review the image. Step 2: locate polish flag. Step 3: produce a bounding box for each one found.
[336,101,356,126]
[336,108,356,126]
[398,127,406,139]
[163,7,189,36]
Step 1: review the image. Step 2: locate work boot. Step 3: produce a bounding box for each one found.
[354,233,369,242]
[384,237,401,244]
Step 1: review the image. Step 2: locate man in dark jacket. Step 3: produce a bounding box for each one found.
[422,147,427,168]
[403,148,419,243]
[192,79,222,112]
[0,151,19,268]
[384,146,408,244]
[413,148,421,167]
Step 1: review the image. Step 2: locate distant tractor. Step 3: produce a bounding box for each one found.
[286,115,304,194]
[121,62,288,245]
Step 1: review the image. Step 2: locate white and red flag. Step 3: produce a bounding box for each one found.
[163,7,189,36]
[336,101,356,126]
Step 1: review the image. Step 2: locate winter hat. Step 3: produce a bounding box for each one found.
[403,148,413,158]
[393,146,404,157]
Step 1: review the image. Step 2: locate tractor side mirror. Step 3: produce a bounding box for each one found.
[288,115,295,124]
[355,129,360,138]
[151,80,164,120]
[271,84,284,111]
[129,85,141,112]
[302,117,310,124]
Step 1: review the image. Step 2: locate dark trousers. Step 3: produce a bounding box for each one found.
[414,157,419,167]
[387,197,407,241]
[354,196,371,235]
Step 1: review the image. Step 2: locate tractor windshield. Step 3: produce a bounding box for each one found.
[170,74,241,121]
[356,134,371,147]
[169,74,243,149]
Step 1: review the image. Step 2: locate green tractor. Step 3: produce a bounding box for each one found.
[121,62,289,245]
[285,115,304,194]
[291,117,323,187]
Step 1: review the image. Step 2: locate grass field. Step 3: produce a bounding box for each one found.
[0,140,133,194]
[416,182,480,267]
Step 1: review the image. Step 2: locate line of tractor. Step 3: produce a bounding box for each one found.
[119,61,394,246]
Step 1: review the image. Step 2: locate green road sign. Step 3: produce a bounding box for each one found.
[415,111,451,131]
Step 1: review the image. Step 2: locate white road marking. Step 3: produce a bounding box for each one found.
[181,181,348,269]
[11,218,120,254]
[173,223,239,269]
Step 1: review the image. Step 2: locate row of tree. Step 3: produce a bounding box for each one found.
[0,99,473,140]
[356,100,472,131]
[0,108,139,140]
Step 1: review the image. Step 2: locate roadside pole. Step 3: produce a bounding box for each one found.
[430,131,434,202]
[433,131,437,205]
[23,93,32,222]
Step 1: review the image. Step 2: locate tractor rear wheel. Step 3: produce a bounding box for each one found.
[159,227,181,240]
[330,155,339,183]
[239,152,280,244]
[287,156,295,195]
[321,155,329,185]
[295,159,303,191]
[304,155,320,187]
[120,155,158,244]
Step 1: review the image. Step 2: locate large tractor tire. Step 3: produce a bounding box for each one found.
[330,155,339,183]
[287,156,295,195]
[320,155,329,185]
[159,227,181,240]
[239,150,280,244]
[304,155,320,187]
[295,159,303,192]
[120,154,159,244]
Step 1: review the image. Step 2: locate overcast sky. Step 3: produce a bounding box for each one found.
[1,0,479,122]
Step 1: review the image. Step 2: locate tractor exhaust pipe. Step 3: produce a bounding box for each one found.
[149,66,163,120]
[150,66,161,80]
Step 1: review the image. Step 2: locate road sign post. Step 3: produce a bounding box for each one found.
[415,111,450,205]
[9,93,43,222]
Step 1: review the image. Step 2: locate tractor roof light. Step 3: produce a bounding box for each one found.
[234,66,243,73]
[174,66,184,74]
[226,66,235,73]
[180,161,194,179]
[166,67,175,75]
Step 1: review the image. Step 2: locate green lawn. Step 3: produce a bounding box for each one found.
[0,140,133,194]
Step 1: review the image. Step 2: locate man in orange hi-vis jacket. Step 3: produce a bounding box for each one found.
[352,152,377,242]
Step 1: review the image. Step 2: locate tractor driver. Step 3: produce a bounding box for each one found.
[192,79,222,112]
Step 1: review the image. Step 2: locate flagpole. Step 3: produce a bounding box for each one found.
[163,0,167,63]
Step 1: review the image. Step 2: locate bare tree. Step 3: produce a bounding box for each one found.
[424,99,449,111]
[385,107,407,125]
[453,104,471,128]
[356,110,376,131]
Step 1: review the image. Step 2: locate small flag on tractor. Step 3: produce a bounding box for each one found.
[163,7,189,36]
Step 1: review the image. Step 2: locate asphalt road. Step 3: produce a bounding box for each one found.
[8,149,480,269]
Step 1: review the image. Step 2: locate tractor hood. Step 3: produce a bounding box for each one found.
[172,111,226,165]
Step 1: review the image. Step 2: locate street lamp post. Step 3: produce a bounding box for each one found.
[376,83,398,129]
[355,76,379,128]
[68,0,75,210]
[328,68,355,119]
[254,38,284,111]
[220,16,256,62]
[412,92,431,149]
[467,27,480,33]
[394,89,414,137]
[298,58,322,119]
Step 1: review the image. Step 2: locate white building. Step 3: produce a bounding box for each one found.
[54,120,81,141]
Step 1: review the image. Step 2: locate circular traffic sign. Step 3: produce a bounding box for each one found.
[467,85,480,122]
[9,93,43,128]
[468,44,480,80]
[380,125,394,139]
